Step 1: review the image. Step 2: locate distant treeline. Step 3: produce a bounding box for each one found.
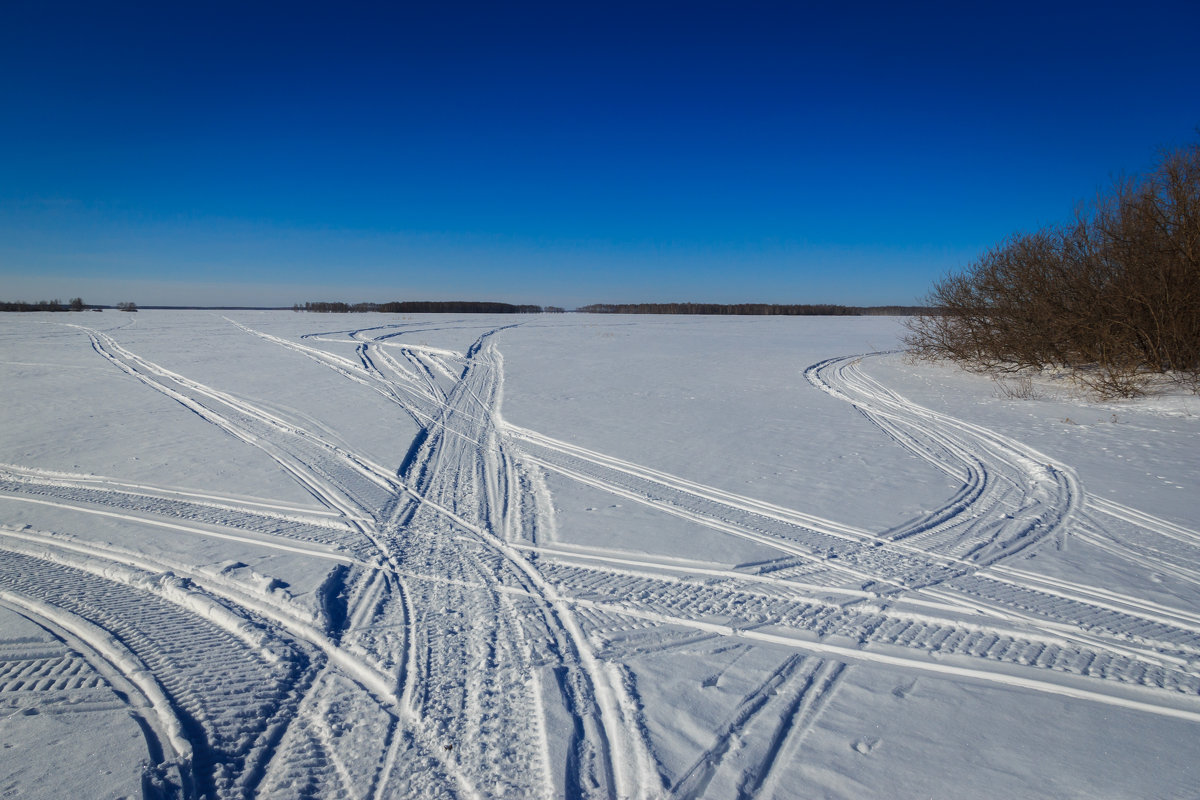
[575,303,927,316]
[1,298,87,312]
[2,298,923,315]
[298,301,553,313]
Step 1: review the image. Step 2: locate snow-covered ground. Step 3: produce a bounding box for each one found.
[1,311,1198,799]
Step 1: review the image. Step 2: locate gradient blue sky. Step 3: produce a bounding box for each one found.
[2,1,1198,307]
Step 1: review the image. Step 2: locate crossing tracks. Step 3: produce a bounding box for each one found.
[1,321,1198,798]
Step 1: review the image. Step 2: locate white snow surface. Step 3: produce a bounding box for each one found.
[1,311,1198,799]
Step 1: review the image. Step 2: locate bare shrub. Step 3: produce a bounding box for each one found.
[1069,364,1154,400]
[991,374,1043,400]
[906,140,1200,397]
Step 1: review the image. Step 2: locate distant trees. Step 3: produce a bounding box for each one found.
[293,301,927,316]
[117,301,138,312]
[374,301,544,313]
[302,301,351,313]
[575,303,923,315]
[0,299,65,312]
[299,300,546,313]
[0,298,96,311]
[905,140,1200,397]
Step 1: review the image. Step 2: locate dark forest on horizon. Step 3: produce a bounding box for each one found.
[576,303,926,315]
[298,301,928,315]
[2,299,929,315]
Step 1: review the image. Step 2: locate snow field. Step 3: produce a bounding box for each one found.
[1,311,1198,798]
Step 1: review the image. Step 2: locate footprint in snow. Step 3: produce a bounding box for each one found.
[853,737,880,754]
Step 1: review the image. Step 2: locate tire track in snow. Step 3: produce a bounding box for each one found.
[372,330,662,798]
[244,319,668,797]
[222,321,659,796]
[537,542,1200,672]
[0,461,345,517]
[501,432,1200,694]
[569,594,1200,723]
[804,354,1200,648]
[70,324,478,798]
[743,661,845,800]
[1073,503,1200,589]
[0,491,360,564]
[805,353,1081,565]
[549,557,1200,692]
[667,655,839,800]
[0,466,364,557]
[0,594,195,797]
[0,525,400,703]
[0,548,316,799]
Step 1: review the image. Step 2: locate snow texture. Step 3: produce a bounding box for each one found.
[1,311,1198,799]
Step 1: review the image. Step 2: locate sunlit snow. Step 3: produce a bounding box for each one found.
[2,311,1198,799]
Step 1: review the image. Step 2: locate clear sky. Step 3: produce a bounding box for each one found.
[2,1,1198,308]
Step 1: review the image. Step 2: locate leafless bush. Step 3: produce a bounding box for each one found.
[991,374,1043,400]
[906,140,1200,397]
[1069,364,1154,400]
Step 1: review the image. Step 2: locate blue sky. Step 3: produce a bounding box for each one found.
[2,1,1198,307]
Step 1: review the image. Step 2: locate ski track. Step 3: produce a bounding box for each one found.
[2,325,1198,798]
